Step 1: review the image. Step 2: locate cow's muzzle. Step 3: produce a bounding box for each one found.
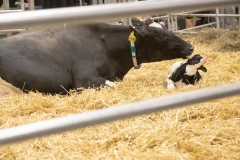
[186,46,194,59]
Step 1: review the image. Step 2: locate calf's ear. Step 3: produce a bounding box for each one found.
[198,66,207,72]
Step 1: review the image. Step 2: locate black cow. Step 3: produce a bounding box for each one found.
[0,18,193,94]
[166,54,207,89]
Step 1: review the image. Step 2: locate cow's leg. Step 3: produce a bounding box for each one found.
[105,80,115,87]
[73,75,115,90]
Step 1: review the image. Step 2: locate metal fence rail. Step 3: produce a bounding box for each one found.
[172,13,240,17]
[0,0,240,30]
[0,83,239,146]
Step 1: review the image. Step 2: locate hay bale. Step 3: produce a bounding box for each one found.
[178,29,240,52]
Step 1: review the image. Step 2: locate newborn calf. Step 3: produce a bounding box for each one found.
[166,54,207,89]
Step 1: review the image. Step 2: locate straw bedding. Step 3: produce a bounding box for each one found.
[0,29,240,160]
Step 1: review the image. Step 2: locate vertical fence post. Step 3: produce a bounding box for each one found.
[92,0,98,5]
[122,0,131,26]
[3,0,9,10]
[239,6,240,27]
[29,0,35,10]
[220,7,225,28]
[98,0,103,4]
[216,8,220,29]
[232,6,236,30]
[167,13,171,31]
[3,0,11,37]
[21,0,25,11]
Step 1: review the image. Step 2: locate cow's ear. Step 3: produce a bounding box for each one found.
[145,18,154,26]
[131,17,145,27]
[198,66,207,72]
[129,25,150,37]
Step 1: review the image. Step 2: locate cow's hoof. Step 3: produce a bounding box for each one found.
[105,80,115,87]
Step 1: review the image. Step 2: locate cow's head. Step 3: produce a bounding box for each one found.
[129,18,194,63]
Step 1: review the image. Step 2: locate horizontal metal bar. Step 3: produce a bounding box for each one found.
[150,9,210,21]
[0,83,239,146]
[175,22,217,32]
[180,8,213,14]
[151,15,168,20]
[0,10,23,13]
[172,13,240,17]
[0,29,26,33]
[174,31,197,34]
[0,0,239,29]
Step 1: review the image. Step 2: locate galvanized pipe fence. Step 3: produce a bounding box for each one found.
[0,0,239,146]
[0,0,240,30]
[168,7,240,32]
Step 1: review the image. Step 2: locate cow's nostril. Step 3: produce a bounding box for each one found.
[190,46,194,52]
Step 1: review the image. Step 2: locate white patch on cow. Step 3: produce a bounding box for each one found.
[105,80,115,87]
[185,64,199,76]
[160,22,165,26]
[166,62,184,89]
[170,62,184,74]
[149,22,163,29]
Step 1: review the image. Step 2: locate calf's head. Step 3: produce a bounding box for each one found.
[187,54,207,72]
[130,18,194,63]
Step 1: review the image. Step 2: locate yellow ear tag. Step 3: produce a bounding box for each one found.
[128,31,136,42]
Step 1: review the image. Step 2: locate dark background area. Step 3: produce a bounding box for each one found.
[0,0,83,8]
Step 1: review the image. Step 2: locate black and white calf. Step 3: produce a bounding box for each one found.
[166,54,207,89]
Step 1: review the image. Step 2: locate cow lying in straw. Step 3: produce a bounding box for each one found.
[166,54,207,89]
[0,18,194,95]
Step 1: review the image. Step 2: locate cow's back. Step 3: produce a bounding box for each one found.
[0,26,92,94]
